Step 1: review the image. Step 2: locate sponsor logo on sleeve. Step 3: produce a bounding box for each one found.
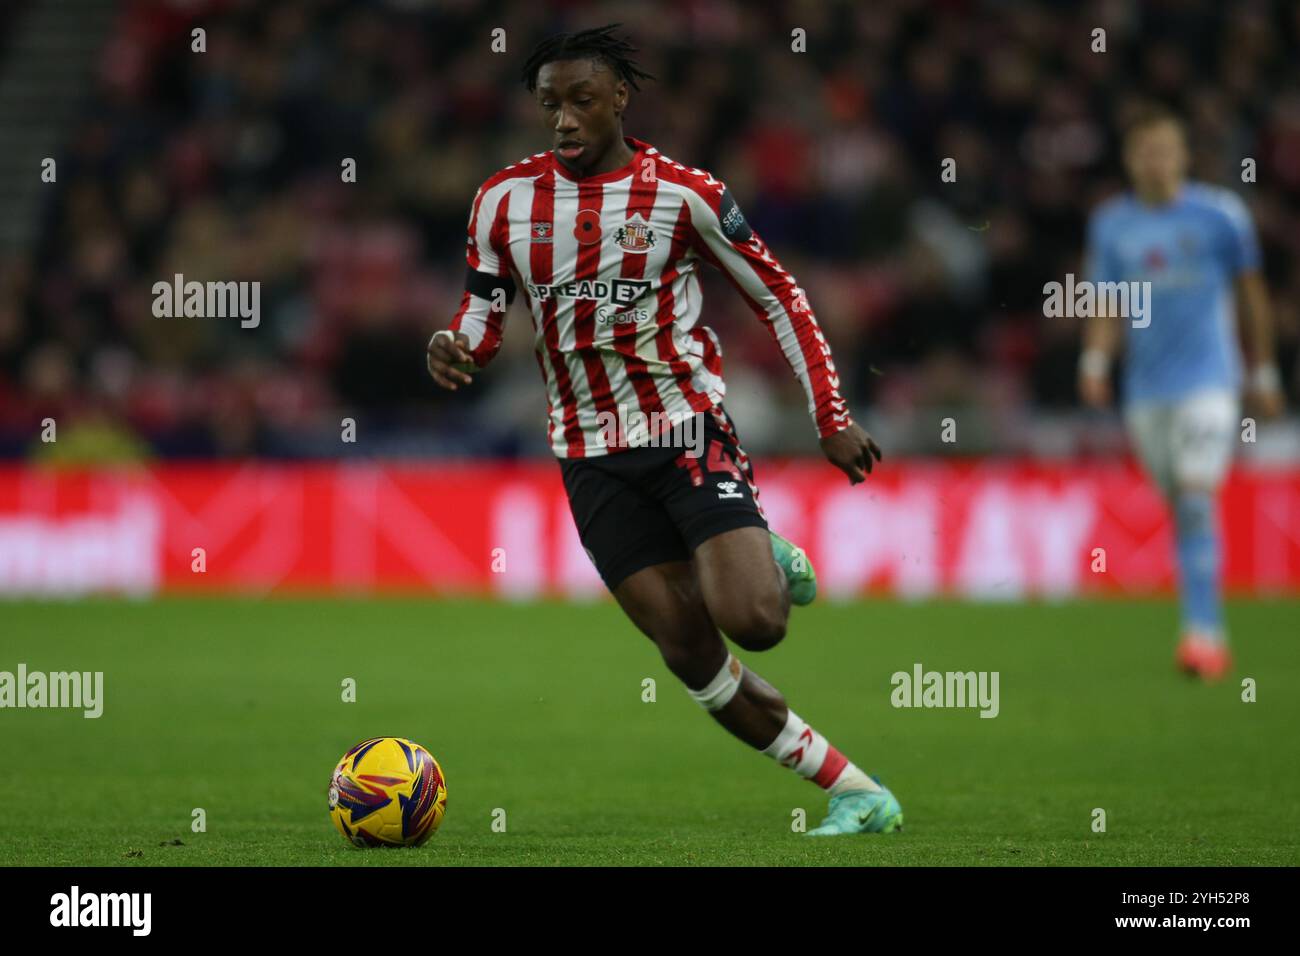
[718,189,752,243]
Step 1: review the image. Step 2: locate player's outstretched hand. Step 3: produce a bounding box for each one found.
[1247,384,1285,419]
[820,423,882,485]
[426,330,475,390]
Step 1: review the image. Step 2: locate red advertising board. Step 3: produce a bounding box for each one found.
[0,461,1297,598]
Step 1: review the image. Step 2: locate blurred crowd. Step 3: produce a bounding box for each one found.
[1,0,1298,461]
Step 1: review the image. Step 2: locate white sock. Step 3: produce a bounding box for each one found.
[828,762,880,796]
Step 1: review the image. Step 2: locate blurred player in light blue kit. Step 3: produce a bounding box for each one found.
[1079,107,1284,681]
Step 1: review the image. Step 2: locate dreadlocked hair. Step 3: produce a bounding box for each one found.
[521,23,655,93]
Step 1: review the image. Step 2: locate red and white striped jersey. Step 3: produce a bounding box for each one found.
[448,135,852,458]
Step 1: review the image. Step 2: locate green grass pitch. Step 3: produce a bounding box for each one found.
[2,596,1298,866]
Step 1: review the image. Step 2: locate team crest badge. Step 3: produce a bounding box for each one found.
[531,222,553,243]
[614,215,656,253]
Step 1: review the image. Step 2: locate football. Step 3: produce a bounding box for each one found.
[327,737,448,847]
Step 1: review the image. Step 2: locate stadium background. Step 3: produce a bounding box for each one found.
[0,0,1298,599]
[2,0,1300,872]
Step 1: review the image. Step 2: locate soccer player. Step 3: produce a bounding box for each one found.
[1080,107,1284,681]
[426,25,902,835]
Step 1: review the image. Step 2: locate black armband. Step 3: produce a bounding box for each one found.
[465,267,517,307]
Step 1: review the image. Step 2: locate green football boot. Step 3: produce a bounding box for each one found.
[770,530,817,606]
[805,780,904,836]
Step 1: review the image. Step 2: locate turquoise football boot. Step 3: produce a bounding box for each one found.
[806,779,904,836]
[770,530,817,606]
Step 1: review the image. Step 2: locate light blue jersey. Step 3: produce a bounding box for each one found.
[1085,182,1260,404]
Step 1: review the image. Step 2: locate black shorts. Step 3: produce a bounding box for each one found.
[558,405,768,591]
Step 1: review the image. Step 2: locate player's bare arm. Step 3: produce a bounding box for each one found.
[1078,302,1121,408]
[1236,269,1284,418]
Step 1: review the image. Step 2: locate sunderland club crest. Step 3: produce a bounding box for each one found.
[614,214,656,253]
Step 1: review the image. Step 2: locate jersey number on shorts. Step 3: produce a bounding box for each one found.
[675,440,742,487]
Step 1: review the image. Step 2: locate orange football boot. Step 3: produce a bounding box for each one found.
[1176,632,1233,682]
